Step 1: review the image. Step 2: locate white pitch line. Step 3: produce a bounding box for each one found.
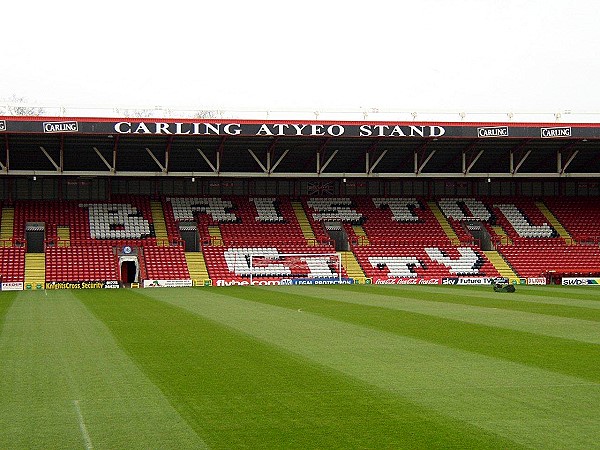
[72,400,94,450]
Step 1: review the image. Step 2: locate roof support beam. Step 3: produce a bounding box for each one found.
[460,140,482,174]
[319,150,338,174]
[0,135,7,172]
[364,139,381,174]
[39,146,60,171]
[509,139,532,174]
[315,138,331,174]
[145,147,165,172]
[164,136,173,174]
[112,136,118,173]
[559,150,579,174]
[511,149,531,174]
[3,134,9,172]
[368,150,388,174]
[197,149,217,173]
[93,147,114,172]
[59,135,64,173]
[465,149,484,174]
[269,149,289,174]
[248,149,267,173]
[215,136,227,174]
[5,169,600,178]
[556,141,579,175]
[415,149,436,174]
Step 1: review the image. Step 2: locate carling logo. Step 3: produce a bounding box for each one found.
[541,127,571,138]
[43,121,79,133]
[477,126,509,138]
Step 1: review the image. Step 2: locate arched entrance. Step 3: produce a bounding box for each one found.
[118,255,139,284]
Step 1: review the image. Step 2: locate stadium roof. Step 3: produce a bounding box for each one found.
[1,116,600,179]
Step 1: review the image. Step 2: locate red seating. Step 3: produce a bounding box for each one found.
[498,242,600,278]
[164,196,311,245]
[143,246,190,280]
[220,197,308,245]
[45,246,118,282]
[6,194,600,286]
[352,197,453,245]
[544,197,600,243]
[484,197,557,243]
[203,244,346,282]
[0,247,26,282]
[13,197,156,248]
[354,243,499,279]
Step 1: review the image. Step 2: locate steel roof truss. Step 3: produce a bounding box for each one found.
[39,146,60,172]
[368,150,388,174]
[145,147,166,173]
[269,149,289,174]
[510,149,531,174]
[319,150,338,174]
[558,150,579,175]
[248,149,267,173]
[415,149,436,174]
[3,134,8,172]
[197,148,218,173]
[93,147,114,172]
[465,149,484,174]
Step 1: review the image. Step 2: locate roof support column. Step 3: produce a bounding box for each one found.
[197,149,218,173]
[164,136,173,174]
[511,149,531,175]
[145,147,166,173]
[248,149,267,173]
[60,135,64,173]
[414,142,435,175]
[269,149,289,174]
[39,146,60,172]
[93,147,114,172]
[316,138,330,175]
[1,134,8,173]
[556,142,579,176]
[112,136,118,174]
[558,150,578,175]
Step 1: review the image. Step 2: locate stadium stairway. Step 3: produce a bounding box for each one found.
[24,253,45,289]
[341,251,368,283]
[0,207,14,242]
[428,201,460,244]
[291,201,317,245]
[57,226,70,246]
[185,252,210,286]
[150,201,169,245]
[208,225,223,246]
[491,225,513,245]
[352,225,370,245]
[535,201,573,243]
[483,250,518,279]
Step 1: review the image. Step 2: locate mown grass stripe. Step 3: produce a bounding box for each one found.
[515,285,600,302]
[0,291,18,329]
[141,287,599,450]
[210,286,600,383]
[0,290,206,450]
[77,288,524,449]
[339,285,600,321]
[270,285,600,345]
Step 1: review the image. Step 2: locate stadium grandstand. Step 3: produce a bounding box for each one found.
[1,115,600,290]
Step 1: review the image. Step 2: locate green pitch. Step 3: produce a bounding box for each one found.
[0,285,598,449]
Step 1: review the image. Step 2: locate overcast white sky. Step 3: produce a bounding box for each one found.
[1,0,599,116]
